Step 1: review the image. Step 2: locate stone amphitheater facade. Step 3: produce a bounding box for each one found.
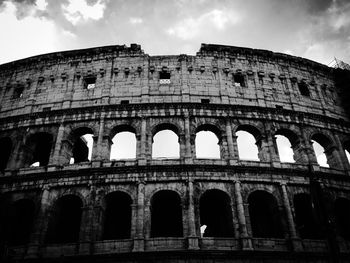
[0,43,350,262]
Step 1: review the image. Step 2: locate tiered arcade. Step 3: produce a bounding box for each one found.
[0,44,350,262]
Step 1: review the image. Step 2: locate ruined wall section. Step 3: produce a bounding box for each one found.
[0,44,346,121]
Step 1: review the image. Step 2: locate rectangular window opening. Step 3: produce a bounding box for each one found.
[159,71,171,84]
[120,100,129,105]
[233,74,245,87]
[298,82,310,97]
[84,76,96,89]
[201,99,210,104]
[12,86,24,99]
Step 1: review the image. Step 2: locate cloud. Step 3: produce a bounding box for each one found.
[129,17,143,25]
[62,0,107,25]
[0,1,56,62]
[0,0,349,66]
[166,9,241,40]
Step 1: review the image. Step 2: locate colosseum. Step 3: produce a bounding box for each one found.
[0,43,350,263]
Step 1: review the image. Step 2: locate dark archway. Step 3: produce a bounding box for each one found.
[311,133,338,168]
[248,190,284,238]
[46,195,83,244]
[102,191,132,240]
[71,127,94,163]
[200,189,234,237]
[24,132,53,167]
[150,190,183,237]
[294,193,323,239]
[0,199,36,246]
[0,137,12,171]
[334,198,350,240]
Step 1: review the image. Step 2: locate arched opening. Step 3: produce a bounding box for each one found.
[236,127,260,161]
[150,190,183,237]
[199,189,234,237]
[152,125,179,158]
[311,134,335,168]
[275,135,295,163]
[195,125,221,159]
[248,190,284,238]
[343,141,350,165]
[102,191,132,240]
[24,132,53,167]
[70,128,94,164]
[293,193,322,239]
[0,137,12,171]
[334,198,350,240]
[46,195,83,244]
[1,199,36,246]
[110,129,136,160]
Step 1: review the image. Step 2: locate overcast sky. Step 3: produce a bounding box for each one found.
[0,0,350,65]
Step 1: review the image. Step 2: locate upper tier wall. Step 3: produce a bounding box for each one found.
[0,43,345,121]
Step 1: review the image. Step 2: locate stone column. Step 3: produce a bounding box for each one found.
[92,115,106,165]
[325,145,344,170]
[280,183,302,251]
[27,186,51,257]
[262,124,280,165]
[334,134,350,172]
[184,114,193,163]
[7,136,24,169]
[80,186,97,243]
[291,139,309,164]
[300,129,318,165]
[233,181,252,250]
[226,120,237,164]
[31,186,51,244]
[138,118,147,165]
[133,181,145,251]
[256,135,271,162]
[49,123,65,166]
[187,179,199,249]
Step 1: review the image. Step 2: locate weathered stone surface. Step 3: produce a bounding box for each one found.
[0,44,350,262]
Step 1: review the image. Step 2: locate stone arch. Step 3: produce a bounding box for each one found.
[334,197,350,240]
[343,140,350,165]
[293,193,323,239]
[22,132,53,167]
[110,125,137,160]
[0,198,36,246]
[235,125,262,161]
[248,190,284,238]
[150,190,183,237]
[45,194,83,244]
[235,124,262,140]
[199,189,234,237]
[274,129,300,163]
[151,123,180,158]
[102,191,132,240]
[110,124,137,139]
[69,127,94,164]
[146,186,184,206]
[0,137,12,171]
[311,133,339,168]
[195,124,222,159]
[151,122,180,137]
[101,187,135,203]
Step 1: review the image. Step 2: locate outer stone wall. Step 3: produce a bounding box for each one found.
[0,44,350,263]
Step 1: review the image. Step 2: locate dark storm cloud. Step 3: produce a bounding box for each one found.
[304,0,333,14]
